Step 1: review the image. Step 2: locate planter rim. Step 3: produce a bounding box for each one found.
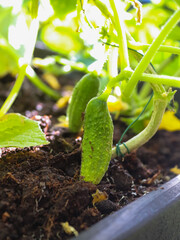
[72,175,180,240]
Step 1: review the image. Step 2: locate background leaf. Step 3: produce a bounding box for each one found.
[41,25,84,56]
[50,0,77,20]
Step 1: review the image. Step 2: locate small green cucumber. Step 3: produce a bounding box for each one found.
[80,97,114,184]
[67,73,99,133]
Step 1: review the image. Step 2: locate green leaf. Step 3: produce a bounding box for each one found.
[168,26,180,41]
[0,43,18,77]
[50,0,77,20]
[41,25,84,56]
[0,5,27,77]
[31,0,39,19]
[0,5,16,39]
[0,113,49,148]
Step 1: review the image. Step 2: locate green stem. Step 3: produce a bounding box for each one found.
[107,31,119,78]
[98,68,132,101]
[112,95,168,158]
[31,0,39,19]
[128,41,180,55]
[0,64,27,118]
[26,66,61,100]
[123,8,180,97]
[109,0,130,70]
[23,18,39,65]
[55,56,88,73]
[139,83,152,99]
[92,0,114,21]
[141,73,180,88]
[109,67,166,95]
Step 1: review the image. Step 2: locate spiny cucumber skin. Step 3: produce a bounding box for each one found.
[67,73,99,133]
[81,97,114,184]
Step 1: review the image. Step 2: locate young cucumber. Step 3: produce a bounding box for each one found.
[67,73,99,133]
[81,97,114,184]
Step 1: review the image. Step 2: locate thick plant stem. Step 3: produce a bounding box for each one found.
[141,73,180,88]
[109,0,130,70]
[0,64,27,118]
[128,42,180,55]
[112,95,168,158]
[123,8,180,97]
[108,68,166,95]
[23,18,39,65]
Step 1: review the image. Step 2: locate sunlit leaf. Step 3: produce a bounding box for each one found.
[50,0,77,20]
[0,5,16,39]
[0,113,49,148]
[0,42,18,77]
[41,25,84,56]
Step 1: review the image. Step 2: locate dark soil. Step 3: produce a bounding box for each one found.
[0,72,180,240]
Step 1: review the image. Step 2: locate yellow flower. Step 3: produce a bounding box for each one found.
[159,111,180,131]
[107,95,129,113]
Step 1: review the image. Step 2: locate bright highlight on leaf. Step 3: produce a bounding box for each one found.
[0,113,49,148]
[159,111,180,131]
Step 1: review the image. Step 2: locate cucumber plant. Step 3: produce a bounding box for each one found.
[0,1,180,183]
[67,0,180,184]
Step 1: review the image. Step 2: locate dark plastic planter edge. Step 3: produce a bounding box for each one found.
[71,175,180,240]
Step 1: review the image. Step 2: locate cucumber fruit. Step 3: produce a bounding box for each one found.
[81,97,114,184]
[67,73,99,133]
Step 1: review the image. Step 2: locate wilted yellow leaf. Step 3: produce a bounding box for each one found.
[56,96,70,109]
[92,189,108,206]
[159,111,180,131]
[61,222,78,237]
[170,165,180,175]
[42,73,61,90]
